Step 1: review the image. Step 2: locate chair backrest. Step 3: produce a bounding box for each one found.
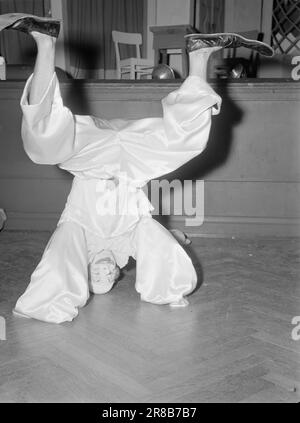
[112,31,142,66]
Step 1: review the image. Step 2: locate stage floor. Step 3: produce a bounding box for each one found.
[0,230,299,403]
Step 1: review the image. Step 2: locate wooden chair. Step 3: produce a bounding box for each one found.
[112,30,153,79]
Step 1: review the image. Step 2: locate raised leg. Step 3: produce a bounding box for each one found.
[28,31,56,105]
[188,46,222,80]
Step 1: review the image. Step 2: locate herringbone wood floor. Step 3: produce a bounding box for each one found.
[0,231,299,403]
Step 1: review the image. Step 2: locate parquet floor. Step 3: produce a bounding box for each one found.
[0,230,299,403]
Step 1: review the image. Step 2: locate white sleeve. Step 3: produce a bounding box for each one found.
[20,73,76,165]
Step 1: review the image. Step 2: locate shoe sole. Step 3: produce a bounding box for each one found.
[185,32,274,57]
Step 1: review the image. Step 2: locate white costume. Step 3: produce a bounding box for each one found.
[14,73,221,323]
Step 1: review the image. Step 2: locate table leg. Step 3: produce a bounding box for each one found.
[154,49,160,67]
[182,48,189,78]
[160,49,168,65]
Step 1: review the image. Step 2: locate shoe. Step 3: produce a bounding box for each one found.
[185,32,274,57]
[0,13,60,38]
[170,298,189,307]
[89,250,120,295]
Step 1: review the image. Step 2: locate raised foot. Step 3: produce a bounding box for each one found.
[0,13,61,38]
[185,32,274,57]
[11,17,60,38]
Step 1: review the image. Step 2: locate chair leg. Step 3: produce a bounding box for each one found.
[116,66,121,79]
[130,65,135,80]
